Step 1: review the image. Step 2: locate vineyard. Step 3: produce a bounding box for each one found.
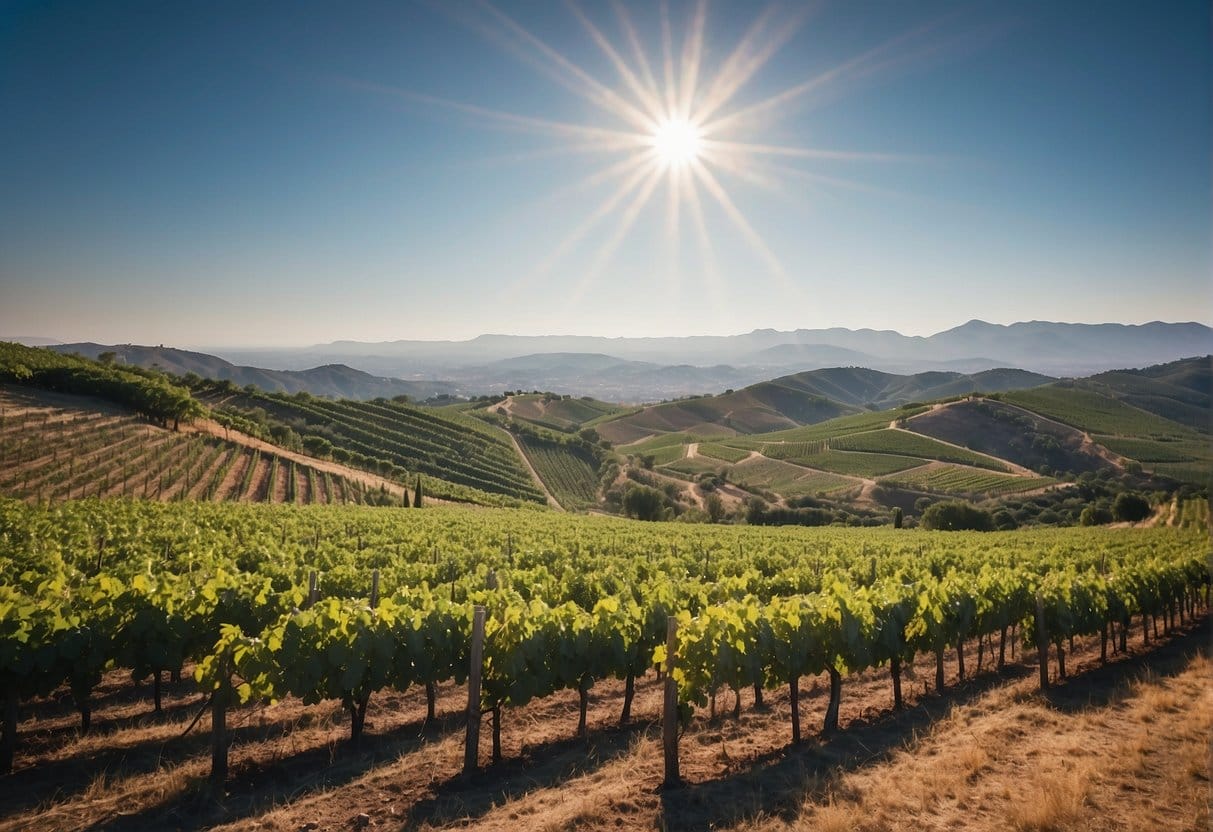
[1000,386,1199,438]
[827,429,1009,471]
[759,443,924,478]
[0,497,1208,830]
[725,406,926,447]
[515,434,601,509]
[696,442,752,464]
[728,456,861,497]
[879,464,1059,496]
[0,390,390,506]
[202,386,547,505]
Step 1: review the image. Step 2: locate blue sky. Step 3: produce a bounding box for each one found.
[0,0,1208,347]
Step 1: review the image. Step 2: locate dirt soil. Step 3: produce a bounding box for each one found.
[3,612,1206,832]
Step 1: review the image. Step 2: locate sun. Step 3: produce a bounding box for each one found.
[651,117,703,169]
[388,1,916,298]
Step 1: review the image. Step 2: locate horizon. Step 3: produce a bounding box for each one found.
[2,1,1210,346]
[5,315,1212,353]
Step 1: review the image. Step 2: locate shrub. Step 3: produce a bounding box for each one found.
[623,484,666,521]
[1112,492,1151,522]
[920,500,995,531]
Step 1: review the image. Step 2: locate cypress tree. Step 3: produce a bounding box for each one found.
[413,475,423,508]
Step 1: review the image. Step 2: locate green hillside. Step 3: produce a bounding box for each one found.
[1074,355,1211,431]
[205,388,547,503]
[999,385,1197,438]
[593,364,1049,446]
[493,393,628,432]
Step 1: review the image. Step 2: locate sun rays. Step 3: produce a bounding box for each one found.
[370,1,935,307]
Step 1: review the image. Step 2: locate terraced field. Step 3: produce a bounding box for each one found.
[516,435,600,508]
[696,442,752,463]
[879,463,1058,496]
[207,390,546,503]
[830,429,1010,471]
[0,389,393,506]
[1095,436,1207,463]
[1001,387,1198,438]
[500,394,626,431]
[725,407,926,448]
[729,456,860,497]
[761,443,924,477]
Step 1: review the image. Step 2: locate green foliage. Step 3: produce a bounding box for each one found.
[920,501,995,531]
[623,484,666,521]
[1112,492,1151,522]
[1079,505,1113,526]
[0,497,1206,765]
[0,342,204,429]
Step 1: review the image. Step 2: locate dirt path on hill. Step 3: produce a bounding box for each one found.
[973,397,1129,470]
[686,442,699,459]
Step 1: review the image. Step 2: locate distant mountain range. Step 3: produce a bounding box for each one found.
[215,318,1211,374]
[13,320,1210,402]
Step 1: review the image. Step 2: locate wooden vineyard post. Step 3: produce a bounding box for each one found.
[662,616,681,788]
[370,568,380,609]
[307,571,318,608]
[1034,593,1049,691]
[210,654,230,795]
[464,605,486,775]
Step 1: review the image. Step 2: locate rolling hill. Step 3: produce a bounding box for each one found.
[50,342,457,401]
[1072,355,1211,431]
[3,340,1208,521]
[595,366,1055,445]
[622,356,1210,516]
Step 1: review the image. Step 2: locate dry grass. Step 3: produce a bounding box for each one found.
[1005,765,1093,831]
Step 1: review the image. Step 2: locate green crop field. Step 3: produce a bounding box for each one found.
[1150,462,1211,487]
[829,429,1009,471]
[880,464,1058,496]
[211,393,546,504]
[0,391,383,506]
[762,443,925,477]
[516,435,600,508]
[724,406,925,448]
[730,456,860,497]
[1001,387,1196,438]
[622,431,697,452]
[1093,436,1207,463]
[661,455,731,478]
[697,442,752,463]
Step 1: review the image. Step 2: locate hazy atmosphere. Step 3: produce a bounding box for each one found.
[2,0,1209,347]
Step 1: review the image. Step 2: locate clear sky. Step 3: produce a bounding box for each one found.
[0,0,1209,347]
